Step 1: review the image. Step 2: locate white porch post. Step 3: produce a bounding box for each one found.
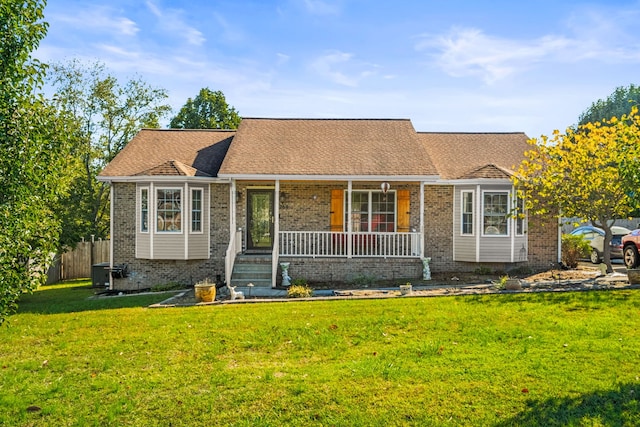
[225,180,237,287]
[272,180,280,287]
[229,180,236,245]
[420,181,425,258]
[347,180,353,258]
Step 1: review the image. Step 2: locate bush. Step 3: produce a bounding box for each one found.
[561,234,591,268]
[290,278,308,287]
[287,284,313,298]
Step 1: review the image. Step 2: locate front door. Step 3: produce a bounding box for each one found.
[247,189,274,251]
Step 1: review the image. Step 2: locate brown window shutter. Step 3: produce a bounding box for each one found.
[397,190,410,232]
[330,189,344,232]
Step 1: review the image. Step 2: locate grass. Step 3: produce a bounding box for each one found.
[1,280,640,426]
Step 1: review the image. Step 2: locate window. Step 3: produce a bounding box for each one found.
[157,188,182,232]
[483,192,508,236]
[140,188,149,232]
[461,191,473,235]
[348,191,396,232]
[191,188,202,233]
[515,195,526,236]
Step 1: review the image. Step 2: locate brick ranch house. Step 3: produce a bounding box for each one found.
[97,118,559,292]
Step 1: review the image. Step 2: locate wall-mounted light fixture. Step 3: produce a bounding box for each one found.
[380,182,391,194]
[311,194,318,201]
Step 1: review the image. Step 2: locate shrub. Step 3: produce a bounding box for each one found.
[290,278,308,287]
[561,234,591,268]
[287,284,313,298]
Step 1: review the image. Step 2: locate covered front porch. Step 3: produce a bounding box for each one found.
[224,179,429,287]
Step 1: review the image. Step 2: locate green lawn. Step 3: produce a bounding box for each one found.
[2,281,639,426]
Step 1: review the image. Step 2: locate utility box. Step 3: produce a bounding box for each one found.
[92,262,110,288]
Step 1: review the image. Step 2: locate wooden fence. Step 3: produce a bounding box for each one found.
[47,239,110,283]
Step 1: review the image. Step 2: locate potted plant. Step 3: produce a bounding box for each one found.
[194,278,216,303]
[399,282,412,295]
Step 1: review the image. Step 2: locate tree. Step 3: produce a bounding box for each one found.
[578,84,640,127]
[514,108,640,273]
[48,60,172,247]
[170,88,241,129]
[0,0,77,323]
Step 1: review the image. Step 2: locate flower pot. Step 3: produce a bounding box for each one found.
[399,284,412,295]
[194,283,216,302]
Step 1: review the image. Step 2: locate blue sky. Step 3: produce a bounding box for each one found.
[36,0,640,138]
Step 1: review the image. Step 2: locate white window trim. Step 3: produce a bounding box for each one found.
[481,190,510,237]
[461,190,474,236]
[156,187,183,234]
[190,187,204,234]
[347,190,397,233]
[139,186,149,233]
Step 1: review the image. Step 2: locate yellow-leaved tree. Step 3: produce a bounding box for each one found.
[514,107,640,273]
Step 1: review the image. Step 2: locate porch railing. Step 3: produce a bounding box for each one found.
[224,229,243,286]
[279,231,421,258]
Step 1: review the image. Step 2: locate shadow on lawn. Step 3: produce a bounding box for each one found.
[17,283,168,315]
[495,382,640,426]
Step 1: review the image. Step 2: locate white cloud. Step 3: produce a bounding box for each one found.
[418,4,640,84]
[309,51,380,87]
[50,7,139,37]
[416,27,573,84]
[145,1,205,46]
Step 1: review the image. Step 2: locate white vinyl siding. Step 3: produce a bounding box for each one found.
[453,185,528,263]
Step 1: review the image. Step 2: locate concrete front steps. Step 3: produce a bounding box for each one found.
[230,254,273,289]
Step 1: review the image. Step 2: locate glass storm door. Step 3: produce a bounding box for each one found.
[247,189,274,251]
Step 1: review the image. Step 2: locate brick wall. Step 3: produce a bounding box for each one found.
[111,180,559,289]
